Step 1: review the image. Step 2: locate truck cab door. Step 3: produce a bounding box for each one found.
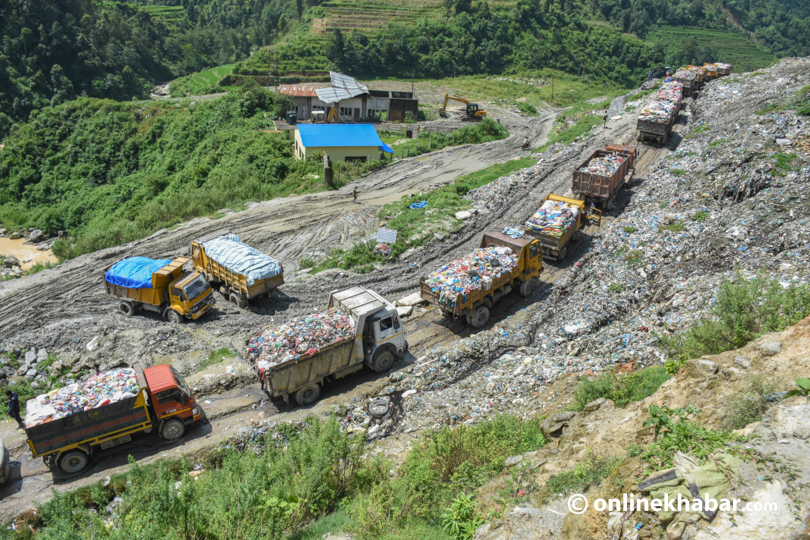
[374,312,405,352]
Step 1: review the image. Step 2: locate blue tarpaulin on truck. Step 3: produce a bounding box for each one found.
[105,257,172,289]
[202,233,281,286]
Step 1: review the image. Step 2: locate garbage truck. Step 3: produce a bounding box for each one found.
[104,256,214,322]
[191,230,284,308]
[419,230,543,328]
[572,144,638,209]
[245,286,408,406]
[523,194,601,261]
[23,363,201,474]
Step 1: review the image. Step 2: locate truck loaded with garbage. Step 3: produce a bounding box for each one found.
[420,230,543,328]
[23,364,201,473]
[523,194,600,261]
[104,256,215,322]
[191,230,284,308]
[572,143,637,209]
[245,286,408,406]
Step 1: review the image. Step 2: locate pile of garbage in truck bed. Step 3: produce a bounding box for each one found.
[578,153,627,176]
[525,200,578,237]
[658,81,683,102]
[673,69,696,81]
[245,309,357,369]
[24,369,140,427]
[637,99,678,123]
[425,247,518,303]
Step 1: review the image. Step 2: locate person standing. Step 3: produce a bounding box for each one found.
[6,390,24,430]
[603,112,609,128]
[648,69,654,81]
[353,186,358,204]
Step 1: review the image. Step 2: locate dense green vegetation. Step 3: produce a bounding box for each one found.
[12,415,544,539]
[571,366,671,411]
[0,82,315,260]
[661,273,810,367]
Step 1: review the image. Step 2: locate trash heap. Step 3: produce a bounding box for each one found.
[24,369,140,427]
[673,69,696,81]
[525,200,578,237]
[658,81,683,102]
[638,100,678,124]
[463,160,547,212]
[687,66,706,78]
[578,153,627,176]
[703,65,718,77]
[715,62,732,73]
[425,247,518,304]
[245,309,356,369]
[378,58,810,435]
[373,243,392,258]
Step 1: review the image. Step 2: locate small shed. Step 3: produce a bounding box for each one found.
[294,124,395,163]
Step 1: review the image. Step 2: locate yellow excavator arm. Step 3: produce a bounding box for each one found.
[439,93,486,121]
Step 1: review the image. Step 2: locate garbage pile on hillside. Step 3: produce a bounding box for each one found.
[245,309,356,368]
[578,154,627,176]
[463,164,543,212]
[373,243,392,258]
[425,247,518,303]
[382,58,810,433]
[525,200,578,237]
[658,81,683,102]
[24,369,140,427]
[638,100,678,123]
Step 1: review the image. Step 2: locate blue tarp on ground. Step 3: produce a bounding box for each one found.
[409,201,428,209]
[202,233,281,286]
[105,257,172,289]
[297,124,395,154]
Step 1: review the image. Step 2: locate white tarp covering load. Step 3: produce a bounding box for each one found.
[315,72,369,104]
[202,233,281,286]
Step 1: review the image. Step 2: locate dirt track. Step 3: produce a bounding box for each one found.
[0,92,678,516]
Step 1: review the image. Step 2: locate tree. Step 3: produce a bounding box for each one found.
[326,28,345,63]
[50,64,75,106]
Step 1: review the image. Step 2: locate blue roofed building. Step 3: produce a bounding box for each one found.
[293,124,395,163]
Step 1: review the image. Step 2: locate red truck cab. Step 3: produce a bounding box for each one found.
[143,365,201,440]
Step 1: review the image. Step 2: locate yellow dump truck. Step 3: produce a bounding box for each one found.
[419,231,543,328]
[191,230,284,308]
[523,194,601,261]
[104,256,214,323]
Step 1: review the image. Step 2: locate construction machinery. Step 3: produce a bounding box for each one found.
[439,94,487,122]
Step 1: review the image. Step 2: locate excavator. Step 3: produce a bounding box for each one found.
[438,94,487,122]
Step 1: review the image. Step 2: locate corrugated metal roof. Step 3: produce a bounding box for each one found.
[315,72,368,104]
[143,364,176,394]
[297,124,395,153]
[278,85,320,97]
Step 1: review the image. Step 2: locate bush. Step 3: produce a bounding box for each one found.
[571,366,670,411]
[661,272,810,361]
[722,377,777,430]
[544,454,619,497]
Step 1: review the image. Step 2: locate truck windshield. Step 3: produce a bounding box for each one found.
[172,368,192,398]
[184,275,210,301]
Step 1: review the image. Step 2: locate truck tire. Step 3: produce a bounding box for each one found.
[59,450,89,474]
[229,292,248,309]
[520,278,538,297]
[371,349,395,373]
[161,418,185,440]
[469,306,490,328]
[119,301,135,317]
[167,310,183,324]
[295,384,320,406]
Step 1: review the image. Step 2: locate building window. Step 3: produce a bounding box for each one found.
[346,156,367,163]
[340,107,353,116]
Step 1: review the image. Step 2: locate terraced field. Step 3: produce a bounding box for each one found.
[647,26,777,73]
[142,5,186,29]
[310,0,440,36]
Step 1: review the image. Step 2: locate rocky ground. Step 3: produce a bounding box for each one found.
[1,58,808,536]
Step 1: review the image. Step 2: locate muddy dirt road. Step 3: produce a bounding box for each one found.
[0,91,680,516]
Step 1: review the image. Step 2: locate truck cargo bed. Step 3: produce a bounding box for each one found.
[572,149,633,201]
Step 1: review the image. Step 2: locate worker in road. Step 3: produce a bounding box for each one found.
[353,186,358,203]
[522,137,529,150]
[603,112,609,128]
[6,390,24,430]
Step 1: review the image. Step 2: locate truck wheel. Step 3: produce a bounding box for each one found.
[520,278,538,297]
[59,450,89,474]
[167,310,183,324]
[371,349,395,373]
[469,306,490,328]
[558,246,568,261]
[229,292,248,309]
[161,418,185,440]
[119,301,135,317]
[295,384,320,406]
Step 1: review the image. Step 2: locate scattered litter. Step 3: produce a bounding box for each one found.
[409,201,428,210]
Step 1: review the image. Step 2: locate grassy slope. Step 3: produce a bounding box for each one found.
[647,26,777,72]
